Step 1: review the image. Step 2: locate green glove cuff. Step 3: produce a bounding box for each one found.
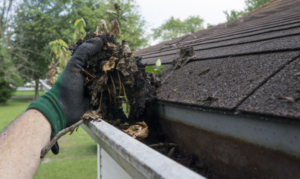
[27,70,67,136]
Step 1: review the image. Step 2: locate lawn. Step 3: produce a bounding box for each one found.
[11,90,45,97]
[0,97,97,178]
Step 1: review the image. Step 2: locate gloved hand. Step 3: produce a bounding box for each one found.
[28,37,103,154]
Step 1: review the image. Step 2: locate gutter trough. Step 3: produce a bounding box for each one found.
[156,102,300,179]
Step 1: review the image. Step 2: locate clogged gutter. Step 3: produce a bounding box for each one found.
[43,3,214,178]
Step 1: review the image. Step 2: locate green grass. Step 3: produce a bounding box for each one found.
[11,90,45,97]
[0,99,97,179]
[0,99,31,131]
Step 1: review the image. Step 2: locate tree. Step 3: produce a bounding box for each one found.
[0,0,32,102]
[245,0,273,12]
[14,0,77,100]
[14,0,149,100]
[152,16,204,42]
[224,0,272,22]
[70,0,149,50]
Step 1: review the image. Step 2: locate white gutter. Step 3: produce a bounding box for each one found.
[40,80,205,179]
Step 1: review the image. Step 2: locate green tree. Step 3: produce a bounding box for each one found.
[71,0,149,49]
[14,0,149,100]
[245,0,272,12]
[152,16,204,42]
[224,0,272,22]
[0,0,29,103]
[14,0,76,100]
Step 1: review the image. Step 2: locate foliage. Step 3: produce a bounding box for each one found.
[117,85,131,118]
[146,59,166,74]
[207,23,215,29]
[74,18,87,42]
[245,0,272,12]
[224,10,246,22]
[49,18,86,73]
[224,0,272,21]
[0,78,13,103]
[0,0,30,87]
[14,0,77,99]
[70,0,149,50]
[152,16,204,42]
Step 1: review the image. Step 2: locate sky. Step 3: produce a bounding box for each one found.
[135,0,246,45]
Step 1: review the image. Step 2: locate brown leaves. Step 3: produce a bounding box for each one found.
[82,110,102,120]
[96,73,108,92]
[107,42,118,51]
[123,121,149,141]
[110,20,121,36]
[102,57,118,72]
[116,57,138,76]
[100,19,108,33]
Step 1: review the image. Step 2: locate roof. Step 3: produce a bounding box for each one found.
[135,0,300,120]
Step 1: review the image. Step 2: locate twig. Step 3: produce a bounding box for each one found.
[82,68,96,78]
[148,143,177,148]
[40,119,84,159]
[109,72,116,106]
[117,71,123,105]
[161,68,175,84]
[167,147,175,158]
[97,92,103,112]
[212,89,220,97]
[107,85,112,105]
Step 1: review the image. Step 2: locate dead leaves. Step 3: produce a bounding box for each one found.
[124,121,149,141]
[116,57,138,76]
[100,19,108,33]
[173,46,195,69]
[102,57,118,72]
[82,110,102,120]
[110,20,121,36]
[95,73,108,92]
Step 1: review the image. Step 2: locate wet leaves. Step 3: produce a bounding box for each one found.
[72,32,158,141]
[173,46,195,69]
[82,110,102,120]
[102,57,118,72]
[123,121,149,141]
[116,57,138,76]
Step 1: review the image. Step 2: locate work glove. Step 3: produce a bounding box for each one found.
[27,37,103,154]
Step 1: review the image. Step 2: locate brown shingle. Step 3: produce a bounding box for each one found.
[136,0,300,119]
[157,51,300,110]
[238,57,300,119]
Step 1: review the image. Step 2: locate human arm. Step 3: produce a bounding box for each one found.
[0,37,103,179]
[0,109,51,179]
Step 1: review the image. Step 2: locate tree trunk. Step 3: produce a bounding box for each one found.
[34,78,39,100]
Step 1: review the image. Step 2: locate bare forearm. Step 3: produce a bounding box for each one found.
[0,109,51,179]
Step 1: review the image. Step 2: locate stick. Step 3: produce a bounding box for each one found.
[161,68,175,84]
[117,71,122,106]
[107,85,112,105]
[109,72,116,105]
[148,143,177,148]
[167,147,175,158]
[40,119,84,159]
[97,92,103,112]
